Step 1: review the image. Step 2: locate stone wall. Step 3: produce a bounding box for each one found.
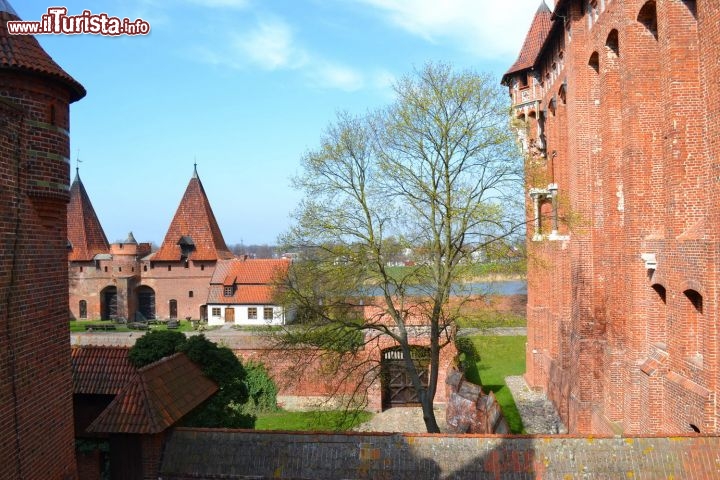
[161,429,720,479]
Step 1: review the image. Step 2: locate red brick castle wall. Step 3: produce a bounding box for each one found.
[0,5,85,478]
[506,0,719,435]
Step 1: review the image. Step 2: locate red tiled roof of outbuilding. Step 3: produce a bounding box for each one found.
[71,346,135,395]
[208,258,290,304]
[502,1,553,82]
[0,4,86,102]
[153,167,234,262]
[87,353,217,434]
[67,171,110,262]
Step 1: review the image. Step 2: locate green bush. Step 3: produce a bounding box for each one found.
[128,330,186,368]
[243,361,279,413]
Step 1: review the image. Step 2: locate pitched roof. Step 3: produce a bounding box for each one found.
[502,1,553,83]
[152,168,234,262]
[71,346,136,395]
[208,258,290,304]
[0,4,85,102]
[87,353,217,434]
[67,171,110,261]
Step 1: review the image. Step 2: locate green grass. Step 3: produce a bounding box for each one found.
[69,319,196,333]
[255,410,372,431]
[456,311,526,329]
[457,335,527,433]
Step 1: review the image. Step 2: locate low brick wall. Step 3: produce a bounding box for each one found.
[161,429,720,479]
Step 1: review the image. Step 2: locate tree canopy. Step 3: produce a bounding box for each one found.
[279,62,524,432]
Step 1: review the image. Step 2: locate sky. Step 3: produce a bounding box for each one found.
[17,0,553,245]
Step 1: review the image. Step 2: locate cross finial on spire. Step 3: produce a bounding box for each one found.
[75,149,82,179]
[193,157,198,178]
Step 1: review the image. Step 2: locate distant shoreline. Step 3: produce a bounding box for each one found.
[466,274,526,283]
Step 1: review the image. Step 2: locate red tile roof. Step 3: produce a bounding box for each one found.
[71,346,135,395]
[67,171,110,262]
[87,353,217,434]
[502,1,553,81]
[0,7,85,102]
[208,258,290,304]
[152,169,234,262]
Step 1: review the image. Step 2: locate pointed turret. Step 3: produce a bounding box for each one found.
[153,168,233,262]
[0,1,86,101]
[501,1,553,85]
[67,170,110,261]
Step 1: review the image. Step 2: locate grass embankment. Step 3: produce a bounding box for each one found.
[385,260,526,283]
[69,319,196,333]
[255,410,372,431]
[457,335,527,434]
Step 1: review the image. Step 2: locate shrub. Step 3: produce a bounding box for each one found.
[243,361,278,413]
[128,330,186,368]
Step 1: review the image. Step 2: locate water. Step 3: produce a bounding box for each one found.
[363,280,527,297]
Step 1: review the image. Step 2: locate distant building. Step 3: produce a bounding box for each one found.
[68,166,291,325]
[505,0,720,434]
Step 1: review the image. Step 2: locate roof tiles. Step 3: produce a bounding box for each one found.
[67,172,110,261]
[71,346,135,395]
[208,258,290,304]
[0,7,85,101]
[152,170,234,262]
[87,353,217,434]
[503,1,553,80]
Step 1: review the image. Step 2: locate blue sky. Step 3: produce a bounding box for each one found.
[18,0,552,245]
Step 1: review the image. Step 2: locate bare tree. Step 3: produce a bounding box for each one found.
[278,63,524,433]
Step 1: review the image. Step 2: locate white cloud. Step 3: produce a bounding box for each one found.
[201,17,391,93]
[183,0,250,8]
[232,19,308,70]
[354,0,555,59]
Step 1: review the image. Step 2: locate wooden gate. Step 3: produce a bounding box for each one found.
[137,286,155,320]
[381,346,430,408]
[101,287,117,320]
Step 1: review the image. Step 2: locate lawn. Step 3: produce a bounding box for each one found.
[69,319,196,333]
[457,335,527,433]
[255,410,372,431]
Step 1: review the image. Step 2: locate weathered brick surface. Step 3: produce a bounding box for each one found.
[161,429,720,479]
[0,61,81,480]
[506,0,720,434]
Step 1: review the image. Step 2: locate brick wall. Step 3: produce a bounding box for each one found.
[0,72,78,478]
[509,0,719,435]
[161,429,720,479]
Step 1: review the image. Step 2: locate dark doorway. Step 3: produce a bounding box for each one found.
[137,286,156,320]
[199,305,207,321]
[169,299,177,319]
[381,346,430,408]
[79,300,87,319]
[100,286,118,320]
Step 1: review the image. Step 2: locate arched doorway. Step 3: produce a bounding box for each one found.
[100,286,118,320]
[381,346,430,408]
[136,286,156,320]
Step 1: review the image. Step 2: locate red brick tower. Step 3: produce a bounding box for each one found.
[506,0,720,435]
[143,166,235,320]
[0,1,85,478]
[67,169,110,262]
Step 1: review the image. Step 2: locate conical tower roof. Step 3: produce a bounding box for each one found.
[153,168,234,262]
[0,1,85,101]
[502,1,553,84]
[67,170,110,261]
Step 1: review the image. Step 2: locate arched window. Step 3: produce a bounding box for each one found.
[588,52,600,73]
[683,289,703,360]
[79,300,87,319]
[606,30,619,58]
[638,1,658,40]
